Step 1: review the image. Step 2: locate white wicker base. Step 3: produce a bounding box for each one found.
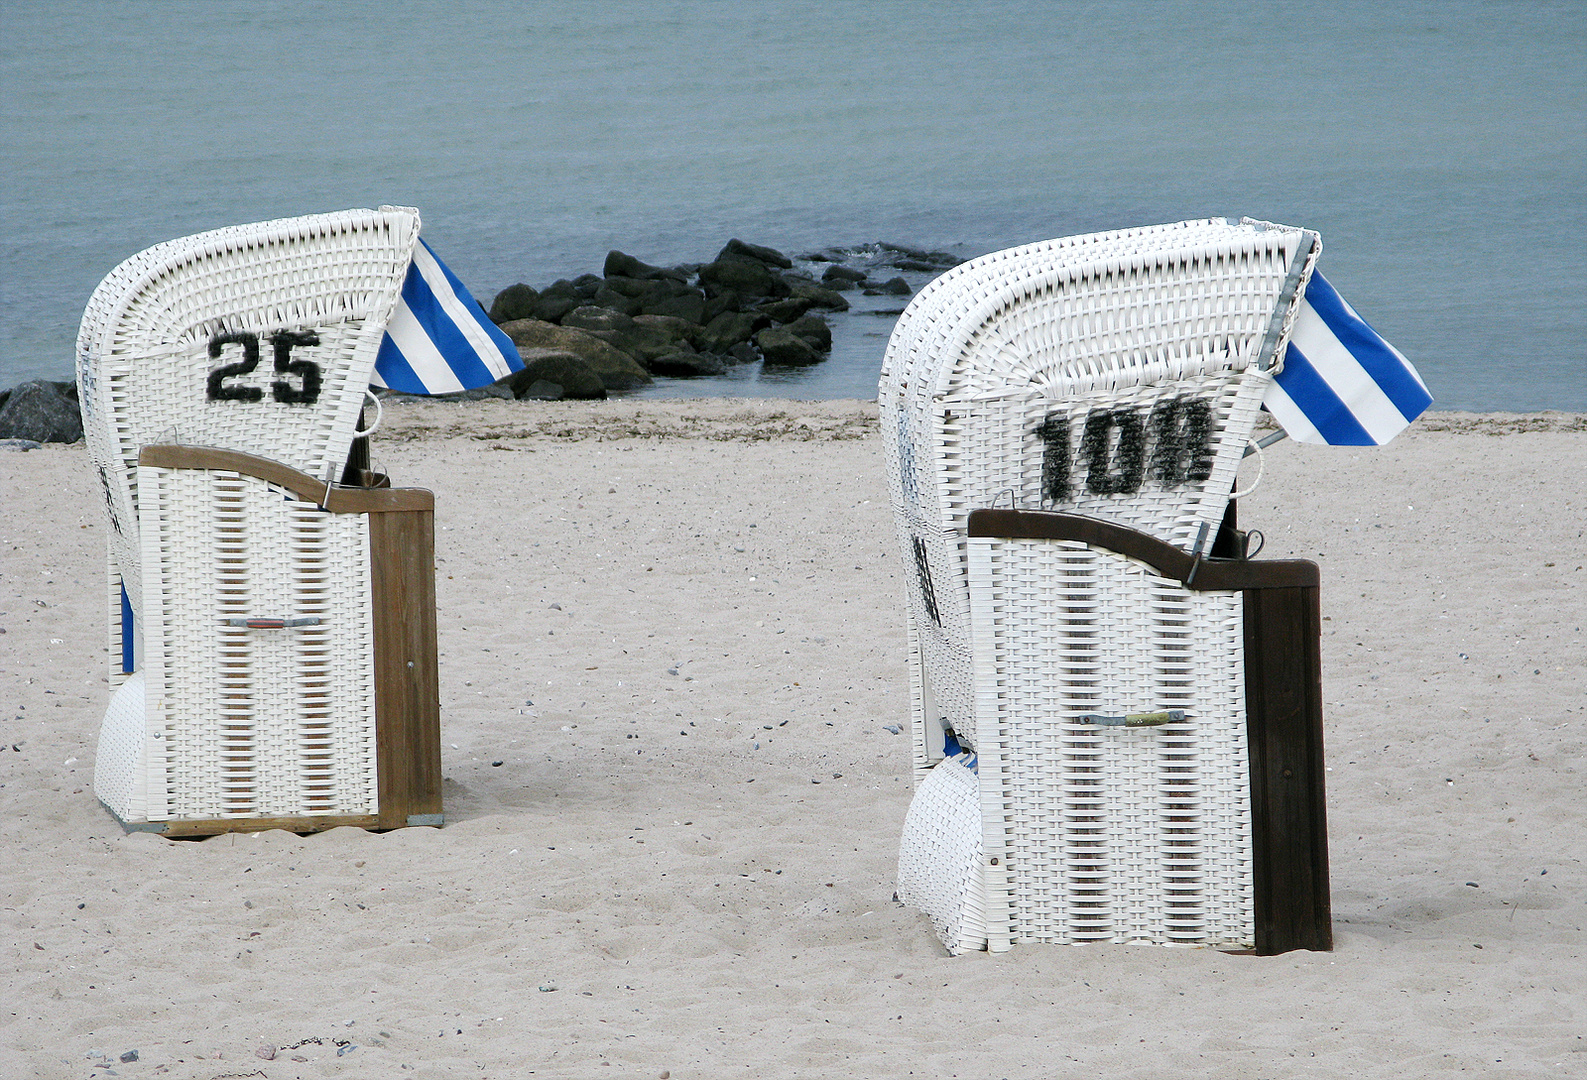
[136,462,379,822]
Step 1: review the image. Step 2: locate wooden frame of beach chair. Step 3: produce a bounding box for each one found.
[881,218,1331,954]
[76,208,443,834]
[96,446,442,836]
[958,509,1330,955]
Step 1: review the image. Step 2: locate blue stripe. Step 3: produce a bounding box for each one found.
[401,259,496,389]
[1275,344,1377,445]
[372,294,425,392]
[120,583,134,674]
[417,240,521,370]
[1305,274,1433,421]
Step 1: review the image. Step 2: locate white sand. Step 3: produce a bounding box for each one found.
[2,400,1582,1079]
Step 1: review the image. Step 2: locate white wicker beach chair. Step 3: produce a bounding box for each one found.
[882,219,1331,955]
[77,209,441,834]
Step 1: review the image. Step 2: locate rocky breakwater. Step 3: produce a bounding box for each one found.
[477,239,956,401]
[0,379,82,447]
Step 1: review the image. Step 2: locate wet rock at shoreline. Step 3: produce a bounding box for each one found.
[501,351,609,400]
[497,319,652,391]
[484,236,957,380]
[0,380,82,443]
[755,327,822,366]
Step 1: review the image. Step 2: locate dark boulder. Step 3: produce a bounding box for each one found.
[880,244,958,268]
[561,307,696,365]
[877,276,913,296]
[604,250,669,281]
[758,297,815,324]
[789,280,850,311]
[702,289,743,322]
[633,314,701,348]
[647,351,729,377]
[698,310,768,354]
[0,380,82,443]
[755,327,823,366]
[784,314,832,352]
[571,274,603,296]
[821,265,868,289]
[590,285,643,316]
[644,289,706,323]
[489,283,541,324]
[716,239,792,269]
[728,342,759,364]
[698,258,789,299]
[501,351,608,400]
[497,319,652,390]
[535,279,588,323]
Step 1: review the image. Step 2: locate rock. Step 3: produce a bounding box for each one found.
[643,289,706,323]
[701,290,743,323]
[0,380,82,443]
[716,238,792,269]
[534,279,588,323]
[604,250,668,280]
[789,281,850,311]
[501,350,608,400]
[758,297,815,324]
[562,306,696,364]
[728,341,758,364]
[633,314,701,348]
[755,327,823,366]
[571,273,603,296]
[648,352,729,377]
[489,283,540,323]
[784,314,832,352]
[821,265,868,289]
[497,319,652,390]
[878,276,913,296]
[698,258,789,299]
[880,243,958,267]
[590,284,643,316]
[698,311,768,354]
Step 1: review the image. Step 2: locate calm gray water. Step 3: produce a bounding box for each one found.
[3,1,1583,410]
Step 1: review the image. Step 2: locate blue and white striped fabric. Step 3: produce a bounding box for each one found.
[371,239,523,394]
[1263,270,1433,445]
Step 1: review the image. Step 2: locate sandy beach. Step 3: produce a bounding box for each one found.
[2,399,1582,1079]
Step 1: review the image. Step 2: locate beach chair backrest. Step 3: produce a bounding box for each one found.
[76,207,420,624]
[879,218,1318,756]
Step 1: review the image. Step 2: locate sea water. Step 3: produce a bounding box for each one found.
[2,0,1582,411]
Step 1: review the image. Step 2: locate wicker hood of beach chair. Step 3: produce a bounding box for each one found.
[878,217,1318,766]
[76,206,420,634]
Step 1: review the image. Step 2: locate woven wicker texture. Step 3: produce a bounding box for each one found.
[879,218,1317,751]
[93,672,149,823]
[136,462,378,820]
[968,537,1253,948]
[895,754,988,955]
[76,207,419,625]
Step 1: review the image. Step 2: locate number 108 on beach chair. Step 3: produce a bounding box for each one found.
[881,218,1430,955]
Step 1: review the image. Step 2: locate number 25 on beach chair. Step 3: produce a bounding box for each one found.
[880,219,1430,955]
[76,207,522,835]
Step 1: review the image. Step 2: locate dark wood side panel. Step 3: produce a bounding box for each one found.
[967,508,1318,591]
[1244,585,1333,953]
[368,507,443,828]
